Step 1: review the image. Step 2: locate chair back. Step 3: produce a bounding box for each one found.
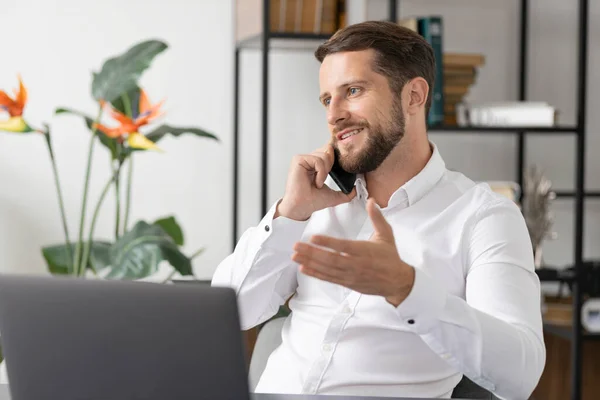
[248,317,286,391]
[451,376,498,399]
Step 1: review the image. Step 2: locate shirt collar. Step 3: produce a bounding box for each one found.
[403,142,446,206]
[354,142,446,208]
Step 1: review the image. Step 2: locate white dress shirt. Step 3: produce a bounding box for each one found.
[211,143,546,399]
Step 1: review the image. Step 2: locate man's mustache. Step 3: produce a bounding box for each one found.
[333,120,369,135]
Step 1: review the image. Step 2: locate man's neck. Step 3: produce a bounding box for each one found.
[364,134,432,208]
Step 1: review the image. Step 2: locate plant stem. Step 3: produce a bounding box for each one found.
[123,157,133,235]
[43,126,74,270]
[74,105,103,277]
[190,248,205,260]
[114,162,121,240]
[161,269,177,283]
[121,92,134,236]
[80,173,115,275]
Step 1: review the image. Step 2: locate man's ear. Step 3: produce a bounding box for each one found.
[404,77,429,116]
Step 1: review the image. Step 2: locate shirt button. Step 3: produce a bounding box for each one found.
[322,344,332,352]
[407,319,415,325]
[264,225,270,232]
[342,306,352,314]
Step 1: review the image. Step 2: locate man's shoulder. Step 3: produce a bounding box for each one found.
[442,169,521,217]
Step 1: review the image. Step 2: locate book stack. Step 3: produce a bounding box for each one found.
[235,0,341,43]
[269,0,340,34]
[443,53,485,125]
[398,16,444,127]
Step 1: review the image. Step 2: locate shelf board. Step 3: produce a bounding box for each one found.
[428,125,578,133]
[543,321,573,340]
[536,267,576,282]
[237,32,332,50]
[554,190,600,198]
[586,332,600,340]
[543,320,600,341]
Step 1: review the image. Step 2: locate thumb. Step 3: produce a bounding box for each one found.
[325,186,357,207]
[367,198,394,243]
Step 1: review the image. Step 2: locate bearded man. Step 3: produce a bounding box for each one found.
[212,20,545,400]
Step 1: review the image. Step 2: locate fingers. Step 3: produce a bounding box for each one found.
[298,263,341,285]
[315,146,335,187]
[308,233,369,256]
[298,155,329,188]
[294,144,337,189]
[292,248,347,286]
[331,186,357,205]
[293,253,343,278]
[316,143,335,165]
[367,198,394,242]
[292,242,354,272]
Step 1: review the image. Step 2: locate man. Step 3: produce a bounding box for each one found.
[212,21,545,399]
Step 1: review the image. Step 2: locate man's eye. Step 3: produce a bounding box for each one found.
[323,98,331,106]
[348,87,360,95]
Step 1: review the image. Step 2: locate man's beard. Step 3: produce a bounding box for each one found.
[333,99,405,174]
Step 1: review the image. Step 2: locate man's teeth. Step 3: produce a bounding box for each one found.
[341,128,363,139]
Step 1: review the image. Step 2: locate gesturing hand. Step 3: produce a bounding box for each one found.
[292,198,415,307]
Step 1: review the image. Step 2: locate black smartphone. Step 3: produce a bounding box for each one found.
[329,152,356,195]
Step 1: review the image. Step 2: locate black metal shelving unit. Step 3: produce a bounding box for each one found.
[232,0,591,398]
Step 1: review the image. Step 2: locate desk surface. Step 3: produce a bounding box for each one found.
[252,395,459,400]
[0,385,459,400]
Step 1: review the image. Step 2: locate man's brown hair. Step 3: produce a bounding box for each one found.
[314,20,436,116]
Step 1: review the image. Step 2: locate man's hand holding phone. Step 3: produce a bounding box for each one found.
[275,144,357,221]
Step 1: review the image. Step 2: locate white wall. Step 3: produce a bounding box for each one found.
[1,0,599,283]
[0,0,233,280]
[238,0,600,286]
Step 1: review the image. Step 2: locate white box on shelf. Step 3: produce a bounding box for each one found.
[467,101,556,127]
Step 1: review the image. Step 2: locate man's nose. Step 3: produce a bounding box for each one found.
[327,99,350,126]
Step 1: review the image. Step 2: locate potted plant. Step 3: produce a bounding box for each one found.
[0,38,218,282]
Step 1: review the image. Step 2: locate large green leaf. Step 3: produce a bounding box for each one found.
[107,221,192,280]
[92,39,168,103]
[55,107,119,159]
[153,216,184,246]
[88,242,112,272]
[111,86,142,118]
[144,124,219,143]
[42,242,112,275]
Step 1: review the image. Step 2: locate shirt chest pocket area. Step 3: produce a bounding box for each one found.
[295,270,349,307]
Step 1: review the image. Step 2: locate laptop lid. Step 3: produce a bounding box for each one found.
[0,274,251,400]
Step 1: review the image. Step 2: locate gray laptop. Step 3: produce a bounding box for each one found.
[0,274,251,400]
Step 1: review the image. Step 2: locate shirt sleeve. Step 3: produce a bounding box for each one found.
[211,199,309,330]
[394,198,546,400]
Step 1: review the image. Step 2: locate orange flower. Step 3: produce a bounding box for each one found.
[0,75,35,133]
[94,90,164,151]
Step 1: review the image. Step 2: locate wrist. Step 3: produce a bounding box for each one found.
[276,199,311,221]
[385,263,415,308]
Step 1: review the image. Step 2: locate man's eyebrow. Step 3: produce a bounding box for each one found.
[319,80,370,102]
[339,79,369,88]
[319,92,330,103]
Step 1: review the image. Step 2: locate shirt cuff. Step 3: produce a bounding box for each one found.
[258,199,311,252]
[394,266,448,334]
